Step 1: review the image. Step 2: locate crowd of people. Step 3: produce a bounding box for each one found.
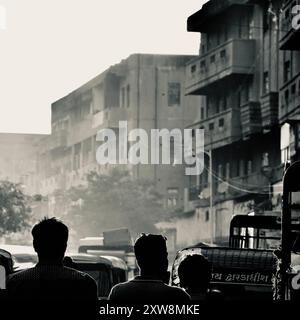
[2,217,215,302]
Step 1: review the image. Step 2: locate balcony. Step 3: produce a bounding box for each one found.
[186,39,256,95]
[271,164,284,185]
[260,92,279,129]
[280,0,300,51]
[194,109,241,150]
[229,173,270,199]
[279,74,300,124]
[240,101,262,139]
[92,108,130,130]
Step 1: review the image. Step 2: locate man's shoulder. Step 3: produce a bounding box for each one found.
[8,265,95,284]
[109,279,190,302]
[7,267,36,282]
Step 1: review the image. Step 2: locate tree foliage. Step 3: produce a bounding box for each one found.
[60,169,171,238]
[0,181,32,236]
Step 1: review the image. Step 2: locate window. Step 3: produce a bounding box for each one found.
[240,85,249,105]
[82,138,92,165]
[285,89,290,105]
[292,84,296,97]
[200,60,206,73]
[263,4,270,33]
[121,87,125,108]
[284,61,291,83]
[167,188,179,208]
[191,65,196,74]
[220,50,226,60]
[210,55,216,64]
[168,82,181,107]
[263,72,269,94]
[205,211,210,222]
[219,118,224,129]
[126,85,130,108]
[201,107,205,120]
[209,123,214,131]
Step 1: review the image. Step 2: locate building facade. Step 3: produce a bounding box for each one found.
[37,54,200,212]
[0,133,45,195]
[169,0,293,247]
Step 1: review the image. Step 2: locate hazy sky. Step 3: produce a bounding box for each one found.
[0,0,205,134]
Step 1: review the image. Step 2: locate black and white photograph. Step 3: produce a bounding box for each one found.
[0,0,300,317]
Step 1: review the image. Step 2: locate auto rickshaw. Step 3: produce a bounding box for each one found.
[274,160,300,300]
[66,253,128,299]
[0,249,13,289]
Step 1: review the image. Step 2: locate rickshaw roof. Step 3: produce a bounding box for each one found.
[68,253,114,266]
[100,255,127,270]
[177,246,276,271]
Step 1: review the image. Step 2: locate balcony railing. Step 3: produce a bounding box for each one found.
[280,0,300,50]
[240,101,262,138]
[279,74,300,123]
[260,92,279,129]
[229,172,270,198]
[186,39,256,95]
[92,108,130,130]
[193,108,241,149]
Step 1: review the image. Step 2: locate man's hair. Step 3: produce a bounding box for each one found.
[134,234,168,272]
[32,217,68,257]
[178,254,212,290]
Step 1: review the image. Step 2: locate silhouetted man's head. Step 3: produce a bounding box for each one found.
[134,234,168,279]
[178,254,212,292]
[32,217,68,263]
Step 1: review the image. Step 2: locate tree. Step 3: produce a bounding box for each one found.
[60,169,172,239]
[0,181,32,236]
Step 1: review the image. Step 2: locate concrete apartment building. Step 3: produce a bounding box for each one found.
[279,0,300,162]
[159,0,290,248]
[37,54,200,212]
[0,133,45,195]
